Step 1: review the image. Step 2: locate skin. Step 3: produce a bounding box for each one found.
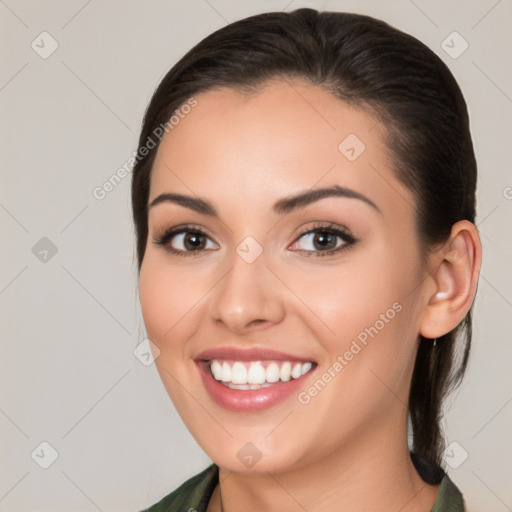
[138,79,481,512]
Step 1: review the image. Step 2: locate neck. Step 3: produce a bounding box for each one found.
[211,417,440,512]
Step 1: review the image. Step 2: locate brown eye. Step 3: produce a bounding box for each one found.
[288,224,357,257]
[294,230,344,252]
[182,232,207,250]
[312,231,338,250]
[153,227,219,255]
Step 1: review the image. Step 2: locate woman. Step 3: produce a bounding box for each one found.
[132,8,481,511]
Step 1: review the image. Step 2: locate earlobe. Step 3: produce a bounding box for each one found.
[420,220,482,339]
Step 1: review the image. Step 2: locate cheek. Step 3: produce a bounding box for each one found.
[139,261,171,341]
[138,257,205,407]
[286,259,419,442]
[287,252,416,346]
[285,247,422,413]
[138,256,201,349]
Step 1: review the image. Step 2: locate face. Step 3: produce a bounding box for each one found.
[139,79,429,474]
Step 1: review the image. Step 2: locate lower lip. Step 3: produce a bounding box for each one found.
[196,362,315,412]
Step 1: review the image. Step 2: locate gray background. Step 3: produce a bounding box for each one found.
[1,0,511,511]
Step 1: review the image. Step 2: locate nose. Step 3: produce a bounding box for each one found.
[208,250,286,335]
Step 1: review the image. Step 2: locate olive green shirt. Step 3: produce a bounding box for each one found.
[140,454,464,511]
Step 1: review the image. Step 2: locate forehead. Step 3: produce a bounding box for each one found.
[149,79,413,218]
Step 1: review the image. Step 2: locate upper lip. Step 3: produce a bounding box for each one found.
[195,346,315,363]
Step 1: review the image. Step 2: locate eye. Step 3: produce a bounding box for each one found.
[289,223,357,257]
[153,225,219,256]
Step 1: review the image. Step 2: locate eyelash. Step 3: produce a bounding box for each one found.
[152,222,358,258]
[289,222,357,257]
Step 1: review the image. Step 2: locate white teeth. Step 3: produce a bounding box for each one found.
[231,362,247,384]
[211,360,223,380]
[291,363,302,379]
[301,362,312,375]
[221,362,231,382]
[266,362,280,383]
[209,359,314,386]
[226,382,273,390]
[280,361,291,382]
[247,362,266,385]
[227,383,250,390]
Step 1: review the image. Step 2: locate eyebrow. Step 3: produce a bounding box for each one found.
[148,185,380,216]
[148,192,216,216]
[273,185,380,215]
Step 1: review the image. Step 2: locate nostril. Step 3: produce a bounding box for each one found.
[247,319,268,328]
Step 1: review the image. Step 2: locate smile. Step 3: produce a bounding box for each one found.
[195,347,317,412]
[209,360,314,389]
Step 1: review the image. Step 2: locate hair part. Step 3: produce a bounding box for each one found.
[131,8,477,476]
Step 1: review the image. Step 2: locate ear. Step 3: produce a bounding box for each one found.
[419,220,482,339]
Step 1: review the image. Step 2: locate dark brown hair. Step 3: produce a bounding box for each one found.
[131,8,477,477]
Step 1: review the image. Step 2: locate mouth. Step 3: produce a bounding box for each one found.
[208,359,314,389]
[195,347,317,412]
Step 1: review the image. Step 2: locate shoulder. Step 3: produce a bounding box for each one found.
[139,456,465,511]
[431,473,466,512]
[411,452,465,511]
[139,464,219,512]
